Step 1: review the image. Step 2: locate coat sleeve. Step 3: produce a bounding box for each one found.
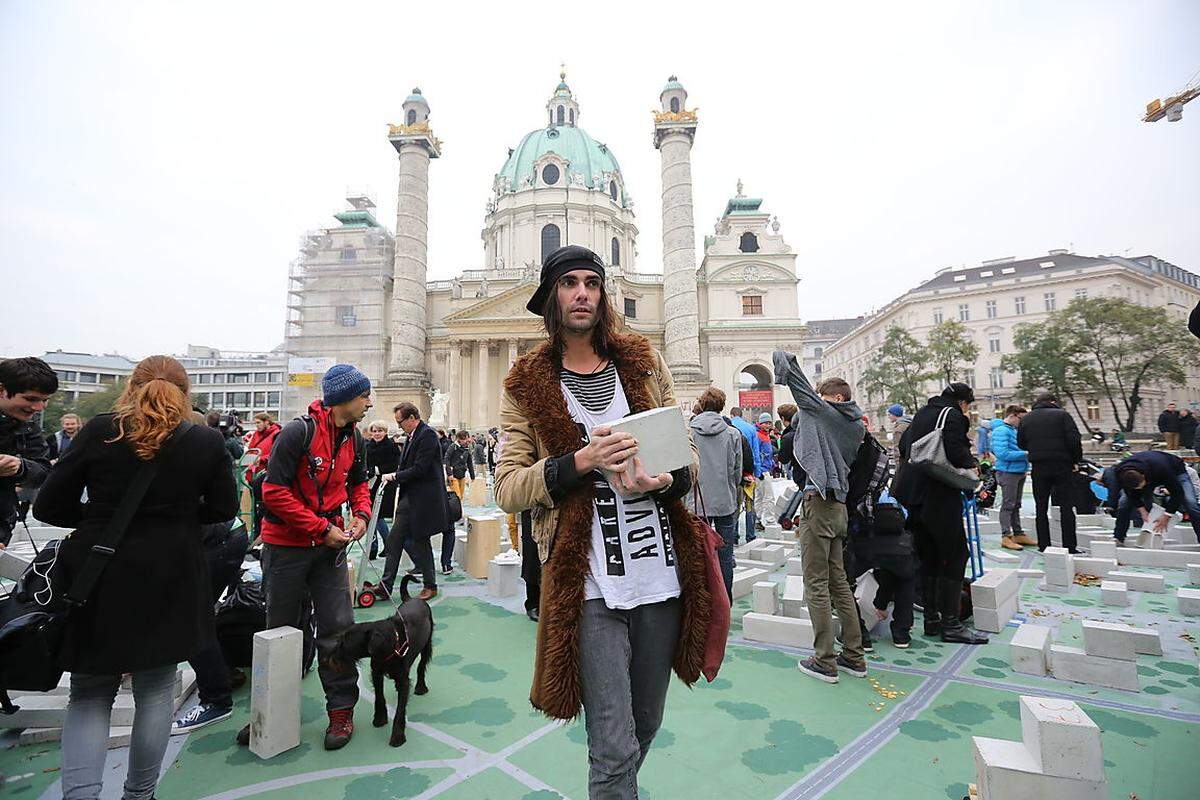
[31,418,100,528]
[494,387,556,513]
[12,419,52,490]
[1016,419,1027,451]
[991,426,1027,463]
[728,429,742,499]
[1063,413,1083,462]
[394,428,438,486]
[199,436,239,524]
[943,410,977,469]
[262,421,329,540]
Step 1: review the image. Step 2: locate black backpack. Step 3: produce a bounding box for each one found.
[846,433,891,519]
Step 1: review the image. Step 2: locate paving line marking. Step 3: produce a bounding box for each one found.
[195,760,461,800]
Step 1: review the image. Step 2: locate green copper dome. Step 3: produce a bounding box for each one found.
[497,125,625,203]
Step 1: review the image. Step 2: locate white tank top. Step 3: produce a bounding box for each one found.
[561,373,681,609]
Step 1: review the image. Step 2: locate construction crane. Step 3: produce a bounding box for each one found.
[1143,69,1200,122]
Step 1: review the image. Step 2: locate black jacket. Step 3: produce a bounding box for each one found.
[1158,410,1181,434]
[1180,414,1198,449]
[0,411,52,545]
[1102,450,1188,514]
[32,415,238,673]
[892,396,975,509]
[394,421,450,537]
[364,436,401,515]
[1017,401,1082,468]
[444,441,476,480]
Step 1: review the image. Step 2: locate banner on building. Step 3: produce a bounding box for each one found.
[738,390,774,409]
[287,357,337,387]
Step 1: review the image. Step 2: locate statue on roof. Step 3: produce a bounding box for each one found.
[736,178,744,198]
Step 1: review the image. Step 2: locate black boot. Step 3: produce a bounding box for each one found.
[937,578,988,645]
[921,577,940,637]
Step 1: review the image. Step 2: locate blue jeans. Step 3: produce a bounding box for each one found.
[707,513,737,602]
[1113,495,1145,541]
[62,665,176,800]
[370,516,391,559]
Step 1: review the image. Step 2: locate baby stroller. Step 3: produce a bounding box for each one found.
[974,462,998,511]
[351,474,394,608]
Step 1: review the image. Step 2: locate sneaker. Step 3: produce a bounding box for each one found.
[236,723,250,747]
[835,654,868,678]
[1114,538,1126,548]
[1067,547,1088,556]
[797,657,839,684]
[324,708,354,751]
[172,703,232,735]
[1012,533,1037,547]
[893,631,911,648]
[1000,536,1023,551]
[836,633,873,653]
[442,565,453,575]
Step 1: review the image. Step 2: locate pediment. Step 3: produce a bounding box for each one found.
[443,282,538,323]
[706,261,795,283]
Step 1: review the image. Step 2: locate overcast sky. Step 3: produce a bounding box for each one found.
[2,1,1198,359]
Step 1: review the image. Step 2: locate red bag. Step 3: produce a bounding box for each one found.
[692,488,731,682]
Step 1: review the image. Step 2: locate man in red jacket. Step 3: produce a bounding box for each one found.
[241,364,373,751]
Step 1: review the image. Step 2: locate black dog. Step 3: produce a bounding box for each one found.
[320,574,433,747]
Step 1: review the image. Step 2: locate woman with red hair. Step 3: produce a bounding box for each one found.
[34,355,238,800]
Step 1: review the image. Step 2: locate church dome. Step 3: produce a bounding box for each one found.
[497,124,625,201]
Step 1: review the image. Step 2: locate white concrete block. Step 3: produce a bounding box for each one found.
[1081,620,1137,661]
[1049,644,1139,691]
[731,568,768,600]
[1117,547,1199,569]
[854,570,880,627]
[1189,563,1200,585]
[758,544,788,567]
[976,519,1002,534]
[734,558,778,571]
[19,725,133,749]
[1135,530,1164,550]
[0,548,30,580]
[0,694,135,728]
[752,581,778,615]
[1106,570,1165,593]
[982,549,1021,564]
[1089,540,1116,559]
[972,737,1107,800]
[1010,623,1052,676]
[742,612,815,648]
[1127,626,1163,656]
[250,626,303,759]
[606,406,692,477]
[1072,557,1117,577]
[973,593,1019,633]
[781,575,807,619]
[486,555,521,598]
[1179,587,1200,617]
[1074,513,1114,529]
[453,531,467,569]
[1099,580,1128,606]
[763,523,785,539]
[1016,568,1044,580]
[1018,696,1105,781]
[786,557,804,576]
[971,569,1020,609]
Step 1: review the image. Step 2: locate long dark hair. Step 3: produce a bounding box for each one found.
[542,281,623,362]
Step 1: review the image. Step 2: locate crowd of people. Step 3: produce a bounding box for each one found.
[2,243,1198,800]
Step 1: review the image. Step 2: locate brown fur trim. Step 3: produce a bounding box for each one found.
[505,333,710,719]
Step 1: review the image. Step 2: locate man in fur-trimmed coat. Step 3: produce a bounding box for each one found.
[495,245,710,799]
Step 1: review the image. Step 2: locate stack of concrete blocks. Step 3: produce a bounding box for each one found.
[1115,547,1199,569]
[786,557,804,576]
[486,551,521,598]
[731,566,768,600]
[970,568,1020,632]
[250,626,303,759]
[1179,587,1200,616]
[780,575,807,619]
[1050,621,1140,692]
[1042,547,1074,591]
[1099,580,1128,606]
[971,696,1107,799]
[741,579,816,648]
[982,548,1021,565]
[1010,621,1160,680]
[1071,556,1118,579]
[734,540,788,570]
[9,666,198,747]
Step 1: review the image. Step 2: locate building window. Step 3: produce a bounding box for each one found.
[1074,288,1088,300]
[1044,292,1056,311]
[340,247,355,261]
[540,223,561,263]
[211,392,225,406]
[609,180,618,201]
[197,373,210,384]
[961,370,976,388]
[989,367,1004,388]
[229,392,251,408]
[253,392,267,407]
[1086,397,1100,421]
[337,305,357,327]
[670,97,680,113]
[213,373,226,384]
[611,237,620,266]
[813,346,824,358]
[1015,296,1026,315]
[406,109,416,125]
[624,298,637,318]
[556,105,564,125]
[541,163,560,185]
[738,232,759,253]
[569,108,574,125]
[742,295,763,316]
[988,337,1001,354]
[79,372,98,383]
[813,363,823,376]
[985,299,997,319]
[933,308,943,324]
[269,372,282,383]
[958,303,970,322]
[55,370,78,382]
[254,372,268,382]
[228,373,250,384]
[267,391,281,407]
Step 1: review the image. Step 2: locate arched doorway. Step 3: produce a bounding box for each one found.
[735,363,774,420]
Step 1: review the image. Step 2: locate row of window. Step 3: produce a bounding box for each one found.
[537,164,620,204]
[54,371,119,384]
[538,225,622,267]
[953,368,1009,390]
[192,372,284,385]
[201,391,281,409]
[932,289,1088,324]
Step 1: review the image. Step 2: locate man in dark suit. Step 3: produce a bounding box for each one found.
[377,401,449,601]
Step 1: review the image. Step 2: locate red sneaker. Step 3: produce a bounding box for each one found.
[324,708,354,750]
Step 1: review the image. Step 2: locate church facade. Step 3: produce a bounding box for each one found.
[282,75,803,428]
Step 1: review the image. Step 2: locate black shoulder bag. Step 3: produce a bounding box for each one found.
[0,422,193,711]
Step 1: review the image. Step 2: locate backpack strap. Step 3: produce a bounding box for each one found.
[63,421,195,607]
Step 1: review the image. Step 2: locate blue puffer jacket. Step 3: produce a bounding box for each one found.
[990,420,1028,474]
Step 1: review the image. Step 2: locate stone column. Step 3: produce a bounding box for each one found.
[474,340,489,429]
[506,339,519,374]
[446,341,461,429]
[654,118,704,385]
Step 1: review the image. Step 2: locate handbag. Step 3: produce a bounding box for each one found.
[690,486,731,682]
[0,422,192,700]
[908,407,979,492]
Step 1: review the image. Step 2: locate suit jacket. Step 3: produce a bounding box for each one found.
[394,420,449,537]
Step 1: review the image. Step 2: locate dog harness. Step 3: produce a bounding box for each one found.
[383,626,410,662]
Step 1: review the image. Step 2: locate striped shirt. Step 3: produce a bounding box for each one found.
[560,361,617,413]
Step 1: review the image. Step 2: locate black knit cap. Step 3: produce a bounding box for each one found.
[941,382,976,404]
[526,245,606,315]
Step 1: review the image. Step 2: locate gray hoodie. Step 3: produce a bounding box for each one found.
[687,411,743,517]
[773,350,864,502]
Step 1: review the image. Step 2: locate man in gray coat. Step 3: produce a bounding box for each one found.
[689,387,743,600]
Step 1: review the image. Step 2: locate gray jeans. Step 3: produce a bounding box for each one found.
[995,471,1026,535]
[61,665,176,800]
[578,597,681,800]
[262,542,358,711]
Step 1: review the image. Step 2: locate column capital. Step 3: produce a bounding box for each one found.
[388,123,442,158]
[653,117,698,149]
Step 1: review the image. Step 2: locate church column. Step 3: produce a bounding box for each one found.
[446,340,461,428]
[378,88,442,416]
[474,340,489,429]
[506,339,519,374]
[653,76,705,385]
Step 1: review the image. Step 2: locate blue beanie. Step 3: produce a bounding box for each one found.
[887,403,904,417]
[322,364,371,407]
